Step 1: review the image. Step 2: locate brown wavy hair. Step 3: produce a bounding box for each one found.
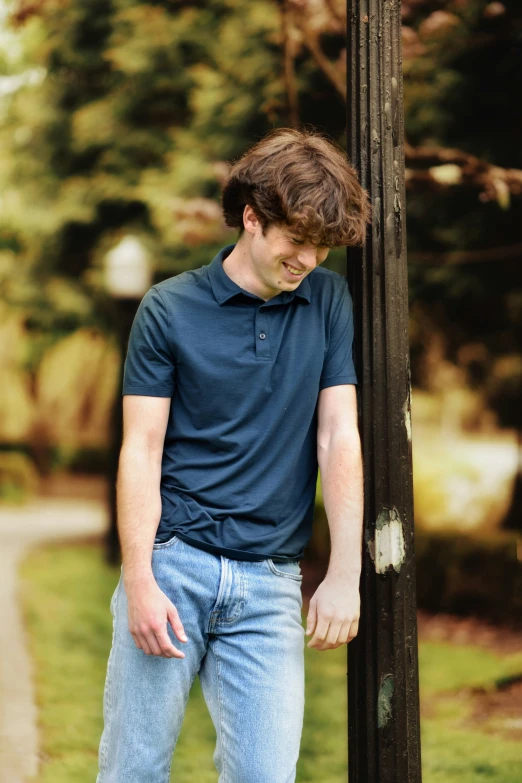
[221,127,371,248]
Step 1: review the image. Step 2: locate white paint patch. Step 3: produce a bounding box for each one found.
[374,507,406,574]
[403,394,412,443]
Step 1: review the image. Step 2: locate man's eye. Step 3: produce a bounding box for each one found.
[290,237,304,245]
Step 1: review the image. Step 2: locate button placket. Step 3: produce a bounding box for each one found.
[255,307,271,359]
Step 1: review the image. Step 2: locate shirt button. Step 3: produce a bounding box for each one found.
[259,332,266,340]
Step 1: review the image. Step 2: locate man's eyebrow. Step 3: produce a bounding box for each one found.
[283,232,329,247]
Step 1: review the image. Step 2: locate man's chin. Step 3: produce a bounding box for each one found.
[276,279,297,292]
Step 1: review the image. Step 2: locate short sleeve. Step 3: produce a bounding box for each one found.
[122,286,176,397]
[319,280,358,391]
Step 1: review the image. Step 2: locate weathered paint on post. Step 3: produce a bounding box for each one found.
[346,0,423,780]
[367,507,406,575]
[403,392,412,443]
[377,674,395,728]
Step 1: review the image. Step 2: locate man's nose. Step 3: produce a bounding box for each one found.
[296,247,319,269]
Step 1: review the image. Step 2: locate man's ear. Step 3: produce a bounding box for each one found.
[242,204,260,236]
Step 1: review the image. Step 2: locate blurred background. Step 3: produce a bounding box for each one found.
[0,0,521,781]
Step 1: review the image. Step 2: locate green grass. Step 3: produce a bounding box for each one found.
[418,642,522,782]
[19,542,522,782]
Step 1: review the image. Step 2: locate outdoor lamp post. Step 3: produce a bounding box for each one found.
[104,236,153,564]
[346,1,423,781]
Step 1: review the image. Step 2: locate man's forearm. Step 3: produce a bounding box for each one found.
[317,430,364,583]
[117,442,163,586]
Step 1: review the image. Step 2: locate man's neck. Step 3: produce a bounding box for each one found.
[222,241,273,301]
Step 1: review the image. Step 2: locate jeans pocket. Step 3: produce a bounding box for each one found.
[152,533,180,550]
[266,558,303,581]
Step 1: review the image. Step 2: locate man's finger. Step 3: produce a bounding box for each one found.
[143,628,163,657]
[307,616,330,648]
[133,632,152,656]
[317,620,343,650]
[155,627,186,659]
[167,605,188,644]
[305,602,317,636]
[335,620,354,646]
[347,618,359,642]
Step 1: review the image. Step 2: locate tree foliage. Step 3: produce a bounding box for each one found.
[0,0,520,428]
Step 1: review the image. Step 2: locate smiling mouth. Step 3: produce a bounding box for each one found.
[283,262,305,276]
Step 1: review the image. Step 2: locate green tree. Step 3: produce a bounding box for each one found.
[1,0,521,442]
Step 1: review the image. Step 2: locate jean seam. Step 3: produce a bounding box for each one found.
[152,534,181,551]
[266,558,303,581]
[209,557,229,632]
[214,641,228,783]
[217,565,245,625]
[98,587,119,779]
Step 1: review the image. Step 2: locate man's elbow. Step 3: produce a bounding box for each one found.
[317,425,361,464]
[120,433,165,466]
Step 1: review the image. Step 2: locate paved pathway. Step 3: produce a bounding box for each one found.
[0,494,107,783]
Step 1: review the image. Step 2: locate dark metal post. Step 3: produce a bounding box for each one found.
[346,1,423,781]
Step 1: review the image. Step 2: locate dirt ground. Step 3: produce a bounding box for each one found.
[416,608,522,741]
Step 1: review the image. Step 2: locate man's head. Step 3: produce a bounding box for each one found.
[220,127,371,299]
[222,127,371,248]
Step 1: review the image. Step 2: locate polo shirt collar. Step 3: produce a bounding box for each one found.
[208,244,311,306]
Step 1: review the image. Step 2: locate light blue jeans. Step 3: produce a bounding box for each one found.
[96,534,305,783]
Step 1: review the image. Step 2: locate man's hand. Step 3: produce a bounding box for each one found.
[125,577,188,659]
[305,574,360,651]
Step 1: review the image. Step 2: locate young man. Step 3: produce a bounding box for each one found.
[97,127,370,783]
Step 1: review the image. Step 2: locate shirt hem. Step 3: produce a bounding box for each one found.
[122,386,173,396]
[174,531,303,563]
[319,375,358,391]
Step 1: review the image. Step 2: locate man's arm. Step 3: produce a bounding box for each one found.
[118,394,187,659]
[305,383,363,651]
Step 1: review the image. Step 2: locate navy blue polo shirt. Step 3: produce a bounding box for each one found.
[122,243,357,562]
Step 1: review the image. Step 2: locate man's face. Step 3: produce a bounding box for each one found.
[246,217,331,300]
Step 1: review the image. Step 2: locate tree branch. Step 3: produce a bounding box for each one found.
[293,14,346,98]
[404,142,522,203]
[280,0,300,126]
